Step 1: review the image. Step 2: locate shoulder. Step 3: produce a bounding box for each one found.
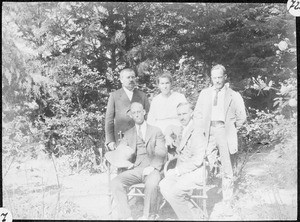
[171,91,186,99]
[134,88,147,96]
[200,87,211,94]
[147,124,163,134]
[124,126,136,136]
[151,93,162,102]
[197,87,210,99]
[165,124,181,136]
[227,87,242,97]
[171,91,183,96]
[110,88,123,96]
[227,88,245,104]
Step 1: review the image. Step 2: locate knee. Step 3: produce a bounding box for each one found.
[168,185,186,199]
[159,180,177,199]
[145,178,159,191]
[159,179,169,195]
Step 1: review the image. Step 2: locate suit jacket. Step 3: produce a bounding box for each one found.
[165,120,206,175]
[105,88,150,145]
[119,124,167,171]
[193,86,247,154]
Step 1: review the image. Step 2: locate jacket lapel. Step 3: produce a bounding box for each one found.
[207,88,213,121]
[128,126,137,153]
[224,87,233,120]
[178,125,194,152]
[144,124,152,146]
[119,88,130,103]
[118,88,131,115]
[132,88,141,103]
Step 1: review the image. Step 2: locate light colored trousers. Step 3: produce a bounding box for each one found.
[159,167,204,220]
[206,124,234,201]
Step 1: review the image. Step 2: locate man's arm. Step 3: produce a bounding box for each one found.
[105,93,116,146]
[193,90,205,127]
[147,98,156,126]
[143,93,150,114]
[150,129,167,171]
[234,92,247,129]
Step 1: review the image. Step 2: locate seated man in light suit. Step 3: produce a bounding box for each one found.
[159,102,207,220]
[106,102,167,220]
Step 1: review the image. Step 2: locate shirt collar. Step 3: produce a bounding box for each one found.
[212,85,227,92]
[136,121,147,131]
[123,86,134,94]
[135,121,147,139]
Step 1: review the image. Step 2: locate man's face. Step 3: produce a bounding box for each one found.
[158,77,171,96]
[120,70,136,90]
[177,104,192,127]
[130,103,145,125]
[211,69,227,90]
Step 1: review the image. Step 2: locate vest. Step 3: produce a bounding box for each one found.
[135,136,150,168]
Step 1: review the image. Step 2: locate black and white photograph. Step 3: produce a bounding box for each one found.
[2,2,297,220]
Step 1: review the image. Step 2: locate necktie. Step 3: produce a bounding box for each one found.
[178,126,184,146]
[179,126,184,141]
[138,125,144,141]
[213,89,220,106]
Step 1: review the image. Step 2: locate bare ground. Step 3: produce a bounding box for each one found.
[2,137,297,220]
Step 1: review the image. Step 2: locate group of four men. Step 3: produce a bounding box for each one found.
[104,65,247,220]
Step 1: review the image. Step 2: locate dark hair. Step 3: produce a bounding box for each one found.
[156,71,173,85]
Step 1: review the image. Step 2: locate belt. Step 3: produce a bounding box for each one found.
[211,121,225,127]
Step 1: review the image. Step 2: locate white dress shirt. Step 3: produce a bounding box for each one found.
[211,86,226,122]
[135,121,147,141]
[123,87,133,101]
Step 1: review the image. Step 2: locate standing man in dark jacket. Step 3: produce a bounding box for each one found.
[105,68,150,150]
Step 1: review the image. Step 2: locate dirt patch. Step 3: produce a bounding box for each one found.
[2,136,297,220]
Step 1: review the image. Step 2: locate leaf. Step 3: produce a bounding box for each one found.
[268,80,273,87]
[4,69,12,85]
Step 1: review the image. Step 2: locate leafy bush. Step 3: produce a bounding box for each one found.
[239,108,296,153]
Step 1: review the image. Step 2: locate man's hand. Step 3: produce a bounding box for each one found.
[107,142,116,151]
[165,136,175,149]
[142,166,155,177]
[127,163,135,170]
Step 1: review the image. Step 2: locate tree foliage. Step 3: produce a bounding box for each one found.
[2,2,296,171]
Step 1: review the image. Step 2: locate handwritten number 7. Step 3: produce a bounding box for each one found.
[289,0,300,10]
[1,213,8,222]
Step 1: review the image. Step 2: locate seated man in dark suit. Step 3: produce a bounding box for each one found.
[106,102,166,220]
[159,102,207,220]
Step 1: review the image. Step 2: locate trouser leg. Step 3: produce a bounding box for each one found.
[210,125,234,201]
[111,168,143,219]
[142,169,161,217]
[159,169,204,220]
